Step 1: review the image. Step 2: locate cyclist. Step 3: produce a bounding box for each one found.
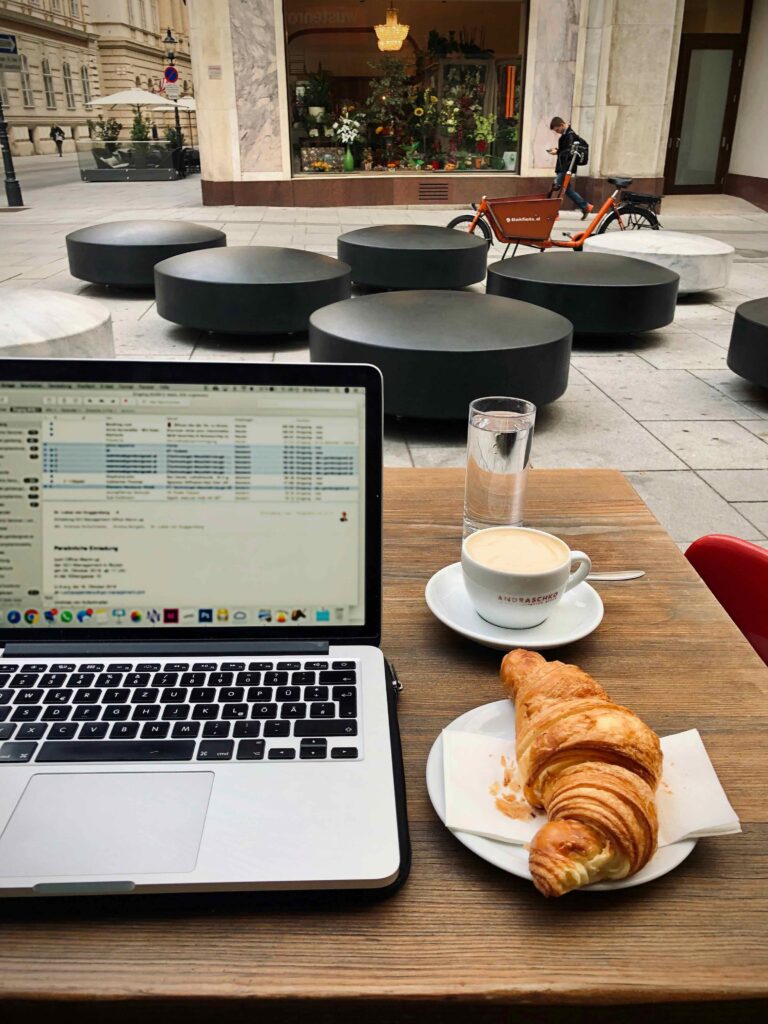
[547,116,593,220]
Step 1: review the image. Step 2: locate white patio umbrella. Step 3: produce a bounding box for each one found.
[151,96,197,145]
[90,88,177,110]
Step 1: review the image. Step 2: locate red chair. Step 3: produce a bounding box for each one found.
[685,534,768,666]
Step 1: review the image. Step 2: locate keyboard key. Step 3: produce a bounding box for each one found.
[264,671,288,685]
[111,723,139,739]
[72,706,100,721]
[0,664,20,673]
[264,721,290,738]
[247,687,272,702]
[305,686,329,701]
[331,747,359,759]
[124,673,150,687]
[172,721,200,739]
[50,664,75,673]
[107,664,133,672]
[0,676,10,688]
[80,723,109,740]
[43,706,71,722]
[12,706,41,722]
[181,672,206,686]
[293,672,315,686]
[102,705,130,721]
[164,663,189,671]
[37,741,195,762]
[79,663,104,672]
[67,673,95,688]
[141,722,170,739]
[310,702,335,718]
[237,739,265,760]
[197,740,233,761]
[190,687,216,703]
[131,688,159,704]
[0,741,37,763]
[305,662,328,670]
[131,705,160,721]
[280,703,306,719]
[248,662,273,671]
[14,689,42,704]
[152,673,178,687]
[237,672,261,685]
[332,661,356,670]
[250,703,277,719]
[73,689,100,704]
[44,690,71,705]
[21,664,48,673]
[319,671,357,684]
[135,663,161,672]
[39,673,66,688]
[276,662,301,670]
[233,721,260,738]
[222,703,248,720]
[96,673,124,686]
[209,672,234,686]
[301,737,327,748]
[192,663,217,671]
[300,743,327,760]
[295,721,358,738]
[203,721,230,739]
[0,723,15,740]
[10,674,38,688]
[219,687,244,702]
[221,662,245,671]
[0,707,10,721]
[333,688,357,719]
[268,747,295,760]
[162,704,190,721]
[276,686,301,702]
[0,692,11,705]
[161,688,188,703]
[103,689,129,704]
[49,723,77,740]
[192,704,218,720]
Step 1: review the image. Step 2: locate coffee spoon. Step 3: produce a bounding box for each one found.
[586,570,645,581]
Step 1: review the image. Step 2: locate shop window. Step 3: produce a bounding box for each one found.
[283,0,526,175]
[42,58,56,109]
[63,61,76,109]
[80,65,92,108]
[20,55,34,109]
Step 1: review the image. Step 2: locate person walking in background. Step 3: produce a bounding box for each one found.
[547,116,593,220]
[49,124,65,157]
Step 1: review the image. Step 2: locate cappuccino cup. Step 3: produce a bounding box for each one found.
[461,526,591,629]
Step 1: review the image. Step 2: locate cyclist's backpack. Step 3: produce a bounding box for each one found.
[574,134,590,166]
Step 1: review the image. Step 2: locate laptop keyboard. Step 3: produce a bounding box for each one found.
[0,659,361,764]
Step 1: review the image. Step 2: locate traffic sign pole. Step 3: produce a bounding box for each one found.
[0,91,24,208]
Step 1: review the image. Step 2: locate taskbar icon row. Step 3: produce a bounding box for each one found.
[0,605,349,627]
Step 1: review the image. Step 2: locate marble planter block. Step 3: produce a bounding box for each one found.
[584,230,734,295]
[0,290,114,357]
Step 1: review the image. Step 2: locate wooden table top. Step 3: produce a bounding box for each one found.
[2,468,767,1022]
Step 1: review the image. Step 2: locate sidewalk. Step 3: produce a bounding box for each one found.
[2,175,768,548]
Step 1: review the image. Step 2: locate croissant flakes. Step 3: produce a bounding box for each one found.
[500,649,662,897]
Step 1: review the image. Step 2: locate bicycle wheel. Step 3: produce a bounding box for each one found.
[597,204,659,233]
[447,214,493,245]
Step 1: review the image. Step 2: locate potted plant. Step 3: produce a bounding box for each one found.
[331,108,363,172]
[130,110,150,167]
[473,112,496,168]
[305,66,332,122]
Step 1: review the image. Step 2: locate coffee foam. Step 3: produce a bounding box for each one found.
[466,528,568,574]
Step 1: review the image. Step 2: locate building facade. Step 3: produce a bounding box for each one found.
[0,0,193,154]
[188,0,768,208]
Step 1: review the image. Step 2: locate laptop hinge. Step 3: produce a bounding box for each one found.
[2,641,331,657]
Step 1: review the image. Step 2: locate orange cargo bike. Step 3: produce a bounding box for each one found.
[448,142,661,257]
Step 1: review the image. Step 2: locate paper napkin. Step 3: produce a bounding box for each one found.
[442,727,741,848]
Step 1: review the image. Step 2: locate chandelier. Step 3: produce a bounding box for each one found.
[374,4,409,52]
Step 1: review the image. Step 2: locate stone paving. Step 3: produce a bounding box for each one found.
[2,171,768,548]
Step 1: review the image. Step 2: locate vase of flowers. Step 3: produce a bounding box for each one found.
[332,107,363,172]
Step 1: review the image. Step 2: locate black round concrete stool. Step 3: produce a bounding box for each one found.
[728,298,768,388]
[66,220,226,288]
[337,225,487,290]
[155,246,351,335]
[487,252,679,334]
[309,291,572,418]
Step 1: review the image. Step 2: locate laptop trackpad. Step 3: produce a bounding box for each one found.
[0,772,213,878]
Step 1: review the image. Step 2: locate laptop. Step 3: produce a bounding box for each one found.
[0,359,408,897]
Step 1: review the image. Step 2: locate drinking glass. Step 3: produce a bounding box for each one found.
[463,396,536,537]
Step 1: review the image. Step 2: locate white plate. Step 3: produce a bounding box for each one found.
[425,700,696,892]
[425,562,604,651]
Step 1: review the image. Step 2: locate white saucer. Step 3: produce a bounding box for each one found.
[425,700,696,892]
[424,562,604,650]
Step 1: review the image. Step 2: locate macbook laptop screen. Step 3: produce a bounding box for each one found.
[0,379,366,631]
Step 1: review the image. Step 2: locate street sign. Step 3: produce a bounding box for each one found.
[0,33,21,72]
[164,65,179,84]
[165,82,180,99]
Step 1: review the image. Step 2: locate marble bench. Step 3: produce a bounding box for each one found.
[309,290,573,419]
[155,246,351,335]
[0,289,114,357]
[337,225,488,290]
[583,230,733,295]
[66,220,227,289]
[486,252,679,335]
[728,297,768,389]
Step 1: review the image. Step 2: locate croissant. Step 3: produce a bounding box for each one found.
[500,649,662,896]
